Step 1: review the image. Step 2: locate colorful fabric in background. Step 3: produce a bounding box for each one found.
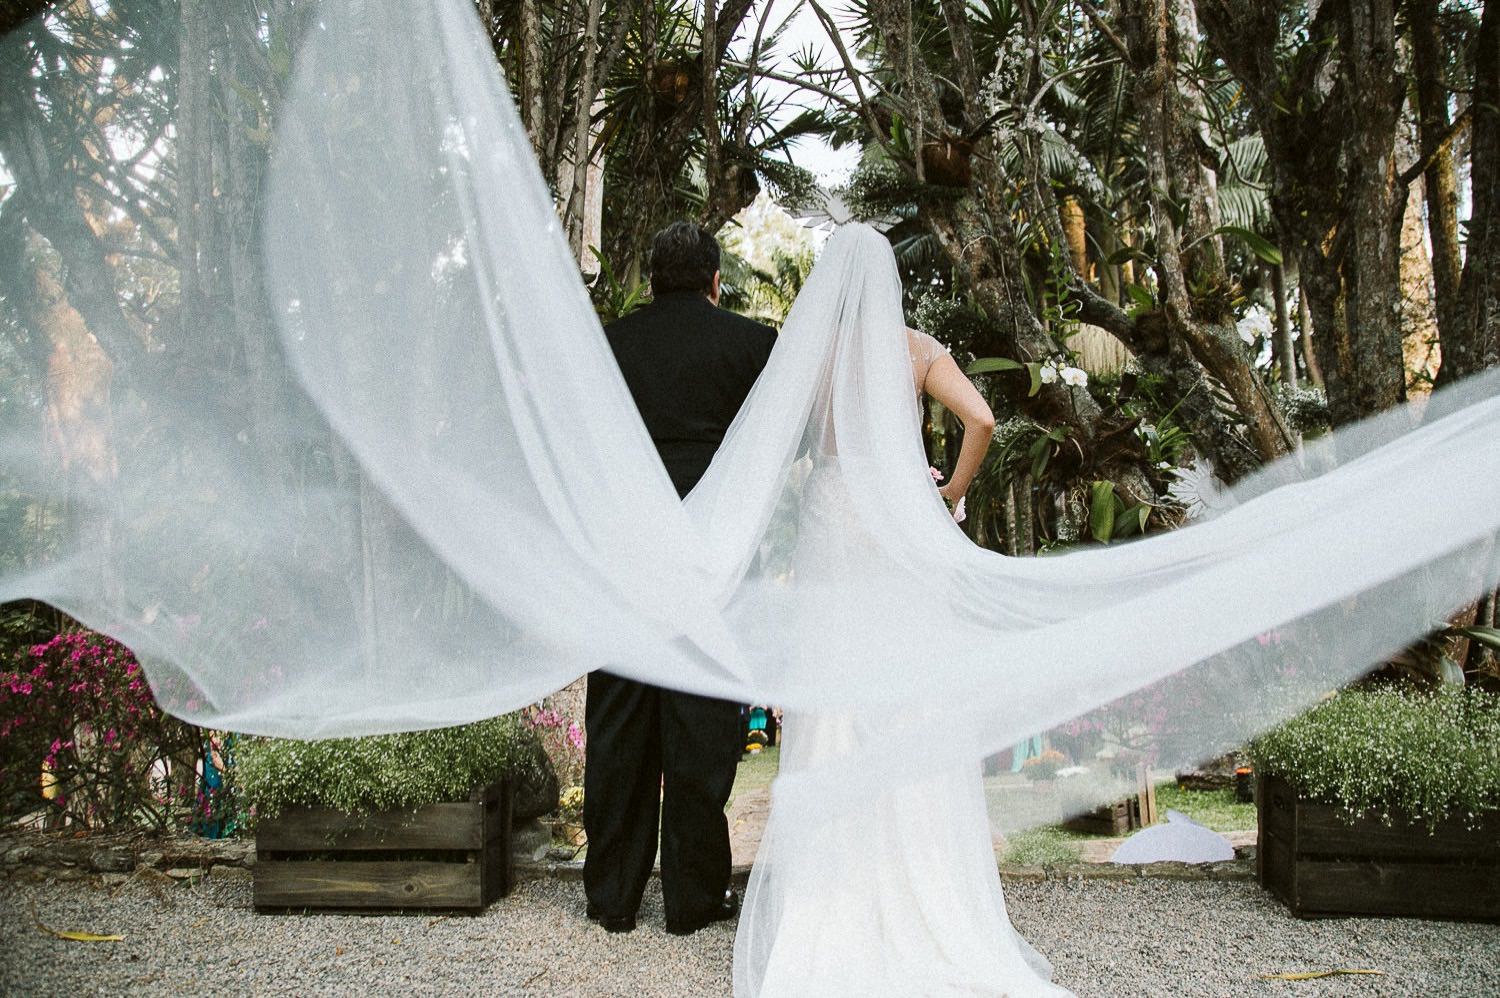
[194,733,238,839]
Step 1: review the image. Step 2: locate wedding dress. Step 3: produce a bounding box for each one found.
[734,325,1071,996]
[4,0,1500,990]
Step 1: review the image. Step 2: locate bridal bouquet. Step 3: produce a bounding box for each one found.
[930,466,967,524]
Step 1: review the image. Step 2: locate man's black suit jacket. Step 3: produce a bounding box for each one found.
[605,291,777,498]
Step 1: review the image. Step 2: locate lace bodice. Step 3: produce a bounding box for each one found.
[906,328,948,398]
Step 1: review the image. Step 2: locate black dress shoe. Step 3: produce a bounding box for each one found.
[665,890,740,936]
[586,906,637,933]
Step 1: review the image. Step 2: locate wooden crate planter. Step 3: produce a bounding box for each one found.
[1062,796,1140,835]
[1061,765,1159,835]
[1257,772,1500,921]
[254,780,513,912]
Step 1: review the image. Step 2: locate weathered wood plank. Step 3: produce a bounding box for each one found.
[482,779,515,900]
[257,802,483,852]
[254,859,483,909]
[250,781,513,911]
[1259,832,1296,903]
[1292,860,1500,920]
[1258,773,1500,921]
[1062,799,1134,835]
[1297,806,1500,861]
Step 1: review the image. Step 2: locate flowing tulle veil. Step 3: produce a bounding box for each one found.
[3,1,1500,990]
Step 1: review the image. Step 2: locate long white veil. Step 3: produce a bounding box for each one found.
[2,0,1499,820]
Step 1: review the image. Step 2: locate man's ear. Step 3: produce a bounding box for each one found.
[709,271,722,305]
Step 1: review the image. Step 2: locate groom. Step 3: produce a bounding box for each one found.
[584,221,776,934]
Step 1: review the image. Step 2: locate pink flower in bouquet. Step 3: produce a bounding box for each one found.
[929,466,944,482]
[952,496,966,524]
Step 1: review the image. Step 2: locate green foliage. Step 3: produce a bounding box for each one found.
[1250,686,1500,828]
[720,245,813,325]
[982,416,1073,492]
[913,291,992,365]
[841,160,926,219]
[757,160,821,212]
[588,247,650,323]
[237,715,542,822]
[1209,225,1282,267]
[1088,480,1149,543]
[0,601,66,661]
[1153,784,1257,833]
[1040,241,1082,343]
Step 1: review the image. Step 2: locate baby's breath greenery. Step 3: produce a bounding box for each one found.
[910,292,983,366]
[1000,825,1088,866]
[1251,686,1500,829]
[237,715,540,824]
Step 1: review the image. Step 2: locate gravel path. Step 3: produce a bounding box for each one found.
[2,870,1496,996]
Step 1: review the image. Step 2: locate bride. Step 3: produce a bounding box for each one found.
[730,226,1071,997]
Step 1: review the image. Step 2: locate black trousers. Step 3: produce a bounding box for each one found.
[582,670,740,924]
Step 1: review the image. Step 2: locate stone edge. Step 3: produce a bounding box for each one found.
[0,832,1256,886]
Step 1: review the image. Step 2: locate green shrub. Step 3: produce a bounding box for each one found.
[237,715,542,823]
[1250,686,1500,828]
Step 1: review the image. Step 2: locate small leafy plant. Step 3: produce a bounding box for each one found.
[237,715,542,824]
[1250,686,1500,828]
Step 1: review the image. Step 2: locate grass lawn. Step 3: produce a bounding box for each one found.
[728,745,779,811]
[719,749,1256,867]
[999,825,1095,866]
[1153,783,1257,832]
[999,782,1258,866]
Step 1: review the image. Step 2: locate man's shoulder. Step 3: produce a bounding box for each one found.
[712,305,777,344]
[607,297,774,344]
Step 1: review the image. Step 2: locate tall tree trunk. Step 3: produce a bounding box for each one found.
[1200,0,1407,425]
[1397,133,1441,388]
[1297,271,1325,388]
[1439,0,1500,382]
[1060,195,1090,279]
[1271,263,1297,388]
[0,46,144,371]
[516,0,546,149]
[176,0,218,368]
[563,0,604,260]
[1117,0,1290,462]
[701,0,721,213]
[1409,0,1463,351]
[219,7,283,447]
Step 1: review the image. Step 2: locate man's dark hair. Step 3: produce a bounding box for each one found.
[649,221,721,296]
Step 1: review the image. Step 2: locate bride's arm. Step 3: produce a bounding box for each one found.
[923,354,996,508]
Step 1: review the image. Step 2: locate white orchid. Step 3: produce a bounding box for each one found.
[1236,304,1274,346]
[1038,363,1059,385]
[1060,366,1088,388]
